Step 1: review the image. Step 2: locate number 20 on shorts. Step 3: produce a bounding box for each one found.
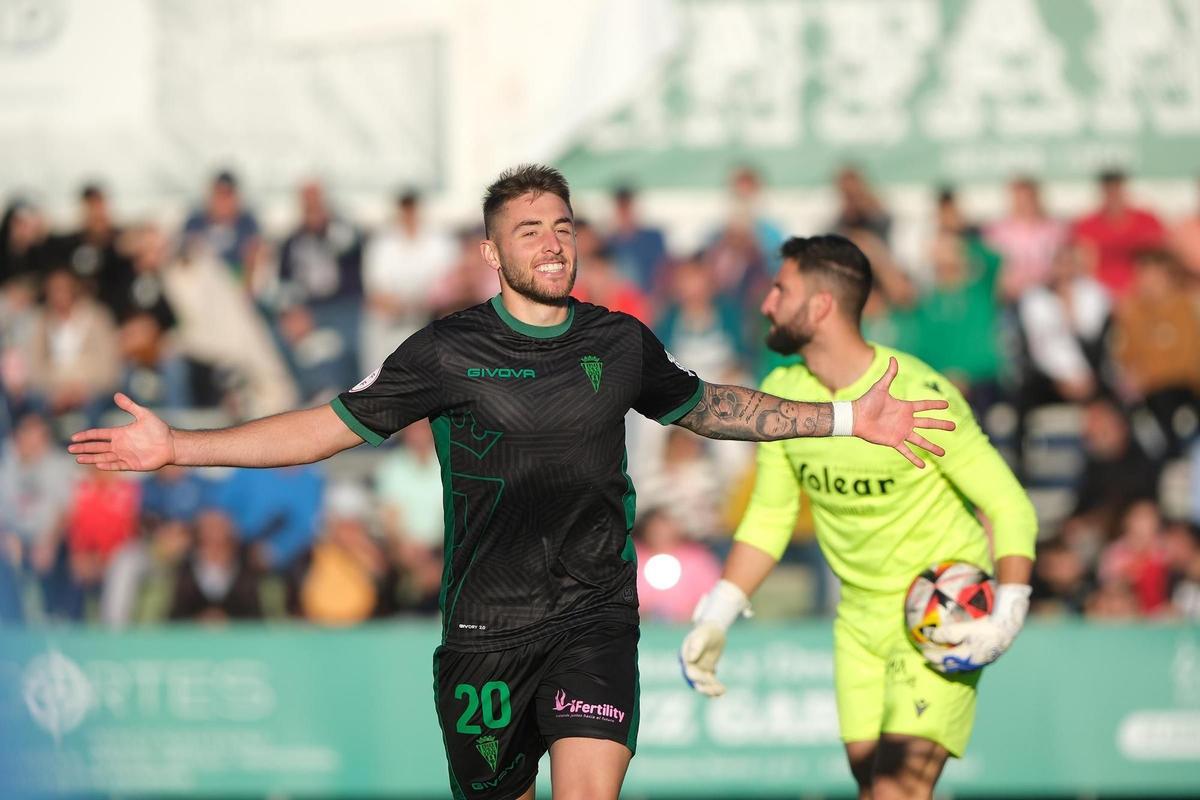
[454,681,512,733]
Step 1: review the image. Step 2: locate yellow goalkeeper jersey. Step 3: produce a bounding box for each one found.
[735,345,1036,599]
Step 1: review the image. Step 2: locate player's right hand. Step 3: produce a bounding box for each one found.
[67,392,175,471]
[852,356,955,468]
[681,622,729,696]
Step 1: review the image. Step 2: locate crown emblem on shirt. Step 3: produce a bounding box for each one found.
[580,356,603,392]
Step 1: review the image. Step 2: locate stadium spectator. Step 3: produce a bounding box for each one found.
[182,170,264,282]
[46,184,134,313]
[1072,169,1165,298]
[1168,177,1200,278]
[1015,244,1111,407]
[831,164,892,244]
[1098,500,1170,615]
[1064,397,1160,554]
[276,180,366,396]
[634,507,722,623]
[300,481,393,625]
[0,274,42,430]
[168,508,263,623]
[1029,537,1092,616]
[606,185,668,295]
[897,229,1004,415]
[157,223,299,416]
[375,421,444,552]
[570,220,651,322]
[1084,578,1140,620]
[426,226,496,319]
[27,267,120,425]
[1163,520,1200,618]
[60,469,141,620]
[933,185,982,239]
[985,176,1068,302]
[0,412,75,617]
[0,199,49,286]
[655,254,747,384]
[361,189,456,372]
[635,427,723,540]
[214,465,324,597]
[704,166,780,306]
[113,225,192,409]
[99,465,214,627]
[1111,249,1200,458]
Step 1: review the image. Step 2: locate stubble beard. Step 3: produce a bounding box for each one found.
[499,255,577,305]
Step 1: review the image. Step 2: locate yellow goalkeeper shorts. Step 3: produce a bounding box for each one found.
[833,592,982,757]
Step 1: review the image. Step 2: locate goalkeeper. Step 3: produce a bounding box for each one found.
[681,235,1036,800]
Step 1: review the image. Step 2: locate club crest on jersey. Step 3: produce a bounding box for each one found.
[349,367,381,392]
[475,735,499,771]
[580,355,603,392]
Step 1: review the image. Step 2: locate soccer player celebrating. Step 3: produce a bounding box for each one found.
[681,235,1037,800]
[70,168,952,800]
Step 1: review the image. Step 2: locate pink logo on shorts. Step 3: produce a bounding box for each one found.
[552,689,625,723]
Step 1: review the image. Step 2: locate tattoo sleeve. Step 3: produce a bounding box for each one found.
[676,382,834,441]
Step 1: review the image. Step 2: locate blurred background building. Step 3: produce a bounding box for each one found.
[2,0,1200,797]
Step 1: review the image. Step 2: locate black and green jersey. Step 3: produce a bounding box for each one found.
[332,296,702,650]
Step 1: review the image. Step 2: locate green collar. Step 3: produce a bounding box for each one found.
[490,295,574,339]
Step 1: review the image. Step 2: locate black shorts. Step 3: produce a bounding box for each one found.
[432,621,640,800]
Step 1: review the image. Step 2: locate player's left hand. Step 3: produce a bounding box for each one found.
[852,357,955,468]
[927,583,1032,673]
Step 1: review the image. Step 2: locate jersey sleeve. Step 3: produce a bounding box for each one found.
[632,320,703,425]
[330,325,444,446]
[931,379,1038,562]
[732,369,801,560]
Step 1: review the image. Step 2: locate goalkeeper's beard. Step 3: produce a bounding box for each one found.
[766,319,813,355]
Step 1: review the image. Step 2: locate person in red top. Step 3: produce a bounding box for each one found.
[63,469,141,618]
[1072,169,1165,298]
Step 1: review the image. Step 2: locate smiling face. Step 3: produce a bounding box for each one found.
[481,191,577,304]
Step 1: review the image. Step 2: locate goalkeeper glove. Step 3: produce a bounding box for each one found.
[928,583,1031,673]
[680,580,751,696]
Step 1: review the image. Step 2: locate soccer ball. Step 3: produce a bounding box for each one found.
[905,561,994,662]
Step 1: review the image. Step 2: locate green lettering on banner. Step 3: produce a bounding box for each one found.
[2,624,1197,797]
[558,0,1200,187]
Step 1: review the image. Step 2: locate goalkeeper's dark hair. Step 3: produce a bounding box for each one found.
[779,234,873,324]
[483,164,573,239]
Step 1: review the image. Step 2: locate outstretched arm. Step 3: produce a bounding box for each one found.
[69,393,364,471]
[677,381,835,440]
[676,357,955,467]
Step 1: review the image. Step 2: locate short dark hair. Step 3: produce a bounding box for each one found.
[779,234,873,322]
[80,183,104,202]
[1098,167,1127,186]
[397,188,420,208]
[213,170,238,191]
[482,164,572,238]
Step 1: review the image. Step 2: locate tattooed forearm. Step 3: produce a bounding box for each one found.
[677,382,835,441]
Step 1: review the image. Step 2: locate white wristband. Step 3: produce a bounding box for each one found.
[832,401,854,436]
[692,579,752,631]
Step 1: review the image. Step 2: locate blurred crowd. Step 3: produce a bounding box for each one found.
[2,164,1199,628]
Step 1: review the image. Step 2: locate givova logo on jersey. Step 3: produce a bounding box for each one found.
[465,366,537,379]
[798,462,897,496]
